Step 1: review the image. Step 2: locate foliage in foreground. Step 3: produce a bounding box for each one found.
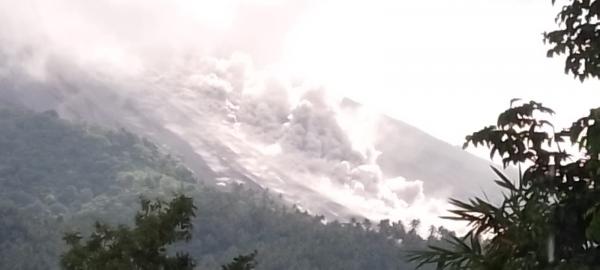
[221,251,258,270]
[411,0,600,268]
[61,195,197,270]
[545,0,600,81]
[60,195,259,270]
[409,101,600,268]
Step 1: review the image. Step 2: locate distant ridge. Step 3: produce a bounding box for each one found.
[340,98,502,200]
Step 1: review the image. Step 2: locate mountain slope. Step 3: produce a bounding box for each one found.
[339,98,500,200]
[0,55,502,228]
[0,104,444,270]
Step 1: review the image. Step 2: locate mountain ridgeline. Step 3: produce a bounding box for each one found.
[0,61,500,223]
[0,104,447,269]
[340,98,501,200]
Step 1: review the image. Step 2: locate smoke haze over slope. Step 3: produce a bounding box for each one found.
[0,0,507,233]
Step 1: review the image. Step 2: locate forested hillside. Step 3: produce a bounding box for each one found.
[0,104,445,269]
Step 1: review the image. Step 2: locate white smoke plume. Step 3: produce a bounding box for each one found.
[0,0,471,235]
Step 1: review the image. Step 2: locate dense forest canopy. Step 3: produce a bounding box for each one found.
[0,104,449,269]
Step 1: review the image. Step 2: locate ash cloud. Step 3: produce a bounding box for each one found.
[0,0,461,233]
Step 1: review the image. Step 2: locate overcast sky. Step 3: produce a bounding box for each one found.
[2,0,592,230]
[2,0,599,148]
[277,0,600,146]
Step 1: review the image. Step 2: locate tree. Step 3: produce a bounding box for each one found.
[409,219,421,233]
[60,194,197,270]
[410,101,600,268]
[545,0,600,81]
[409,0,600,268]
[221,251,258,270]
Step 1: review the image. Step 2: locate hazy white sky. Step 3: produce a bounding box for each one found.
[2,0,598,147]
[2,0,593,228]
[278,0,600,145]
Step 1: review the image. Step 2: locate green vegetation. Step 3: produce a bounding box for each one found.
[545,0,600,81]
[410,0,600,268]
[61,195,197,270]
[0,104,444,269]
[0,105,196,269]
[410,101,600,268]
[221,251,258,270]
[61,194,258,270]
